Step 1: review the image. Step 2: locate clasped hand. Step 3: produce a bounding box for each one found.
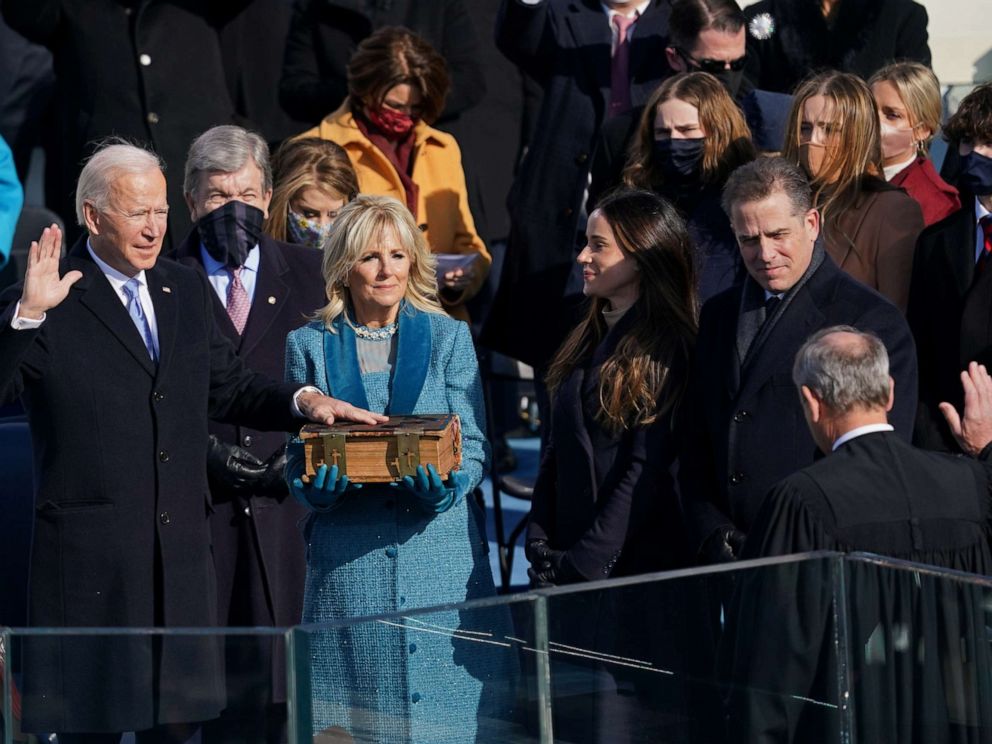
[290,463,361,511]
[398,464,468,514]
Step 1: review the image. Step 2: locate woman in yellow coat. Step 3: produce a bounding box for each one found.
[299,27,490,322]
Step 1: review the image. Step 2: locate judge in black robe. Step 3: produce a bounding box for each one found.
[723,329,992,744]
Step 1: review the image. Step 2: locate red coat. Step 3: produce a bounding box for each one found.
[890,156,960,227]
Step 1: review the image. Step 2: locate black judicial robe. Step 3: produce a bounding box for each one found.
[723,431,992,744]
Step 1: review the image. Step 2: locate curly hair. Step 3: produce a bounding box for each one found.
[314,194,444,330]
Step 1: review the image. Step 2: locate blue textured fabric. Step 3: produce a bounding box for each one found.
[0,136,22,269]
[285,307,517,742]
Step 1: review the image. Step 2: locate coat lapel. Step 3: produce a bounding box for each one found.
[628,1,670,96]
[323,316,370,410]
[562,363,597,472]
[741,282,824,396]
[564,0,612,109]
[952,202,980,299]
[239,238,292,359]
[70,242,157,378]
[387,304,431,415]
[146,265,176,380]
[172,228,241,346]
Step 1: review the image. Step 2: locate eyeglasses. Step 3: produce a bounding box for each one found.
[675,47,747,74]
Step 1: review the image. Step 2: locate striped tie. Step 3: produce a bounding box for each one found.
[227,267,250,334]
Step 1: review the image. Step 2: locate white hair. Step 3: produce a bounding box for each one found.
[75,142,164,226]
[183,125,271,198]
[792,326,891,412]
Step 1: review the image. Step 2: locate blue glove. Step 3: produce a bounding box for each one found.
[400,464,470,514]
[289,463,360,512]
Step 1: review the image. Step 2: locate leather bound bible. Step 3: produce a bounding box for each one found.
[299,414,462,484]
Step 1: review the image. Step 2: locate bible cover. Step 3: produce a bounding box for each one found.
[299,414,462,484]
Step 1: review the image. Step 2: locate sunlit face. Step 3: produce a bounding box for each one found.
[381,83,424,119]
[871,80,927,165]
[84,168,169,277]
[577,209,640,310]
[290,186,347,227]
[347,228,411,320]
[799,94,841,147]
[731,190,820,294]
[186,160,272,222]
[654,97,705,140]
[666,27,746,73]
[960,139,992,159]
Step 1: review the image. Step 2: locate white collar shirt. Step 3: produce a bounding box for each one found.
[975,196,991,265]
[87,240,160,355]
[831,423,895,451]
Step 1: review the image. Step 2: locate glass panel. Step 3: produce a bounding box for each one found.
[5,628,289,742]
[843,554,992,744]
[538,554,844,744]
[292,595,539,743]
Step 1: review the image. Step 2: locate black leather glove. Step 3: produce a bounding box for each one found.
[206,435,267,495]
[526,539,580,587]
[699,525,747,564]
[252,443,289,498]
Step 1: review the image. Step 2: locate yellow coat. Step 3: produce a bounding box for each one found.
[301,106,491,320]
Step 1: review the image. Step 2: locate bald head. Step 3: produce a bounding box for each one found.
[793,326,891,414]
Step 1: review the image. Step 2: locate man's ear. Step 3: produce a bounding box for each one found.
[665,46,684,72]
[185,192,198,223]
[800,385,822,423]
[885,376,895,412]
[82,202,101,236]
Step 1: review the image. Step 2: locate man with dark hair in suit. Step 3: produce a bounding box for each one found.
[171,124,326,744]
[725,329,992,744]
[909,82,992,452]
[680,156,918,563]
[0,141,382,743]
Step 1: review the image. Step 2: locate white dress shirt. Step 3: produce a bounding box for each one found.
[832,423,895,451]
[975,196,991,265]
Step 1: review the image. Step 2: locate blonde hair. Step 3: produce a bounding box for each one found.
[868,62,942,155]
[622,72,755,191]
[265,137,359,242]
[315,194,443,330]
[783,71,883,227]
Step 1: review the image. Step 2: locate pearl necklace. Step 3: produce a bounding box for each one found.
[353,320,398,341]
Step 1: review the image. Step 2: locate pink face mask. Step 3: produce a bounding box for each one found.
[879,121,917,161]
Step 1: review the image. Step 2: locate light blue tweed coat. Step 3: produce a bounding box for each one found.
[284,304,516,743]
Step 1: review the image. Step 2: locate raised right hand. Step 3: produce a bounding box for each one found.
[18,224,81,320]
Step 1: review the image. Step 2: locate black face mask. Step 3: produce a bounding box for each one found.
[959,150,992,196]
[711,68,745,99]
[653,138,706,183]
[198,200,265,268]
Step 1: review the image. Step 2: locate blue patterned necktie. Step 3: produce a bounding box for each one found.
[122,278,157,361]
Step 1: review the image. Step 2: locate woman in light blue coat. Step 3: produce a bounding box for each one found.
[284,194,515,743]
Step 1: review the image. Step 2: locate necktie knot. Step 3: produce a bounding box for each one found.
[123,277,140,302]
[612,12,635,37]
[981,215,992,247]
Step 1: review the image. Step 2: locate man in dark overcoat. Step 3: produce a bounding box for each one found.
[0,142,381,743]
[0,0,253,249]
[481,0,673,370]
[171,125,326,744]
[679,157,918,563]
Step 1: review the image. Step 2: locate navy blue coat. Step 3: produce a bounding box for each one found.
[481,0,672,368]
[172,230,325,705]
[528,310,689,580]
[679,254,919,554]
[0,238,301,732]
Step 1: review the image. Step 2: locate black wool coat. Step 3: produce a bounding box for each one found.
[481,0,672,368]
[527,310,689,581]
[0,238,301,733]
[679,254,919,555]
[0,0,249,249]
[908,199,992,452]
[742,0,931,94]
[172,230,325,704]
